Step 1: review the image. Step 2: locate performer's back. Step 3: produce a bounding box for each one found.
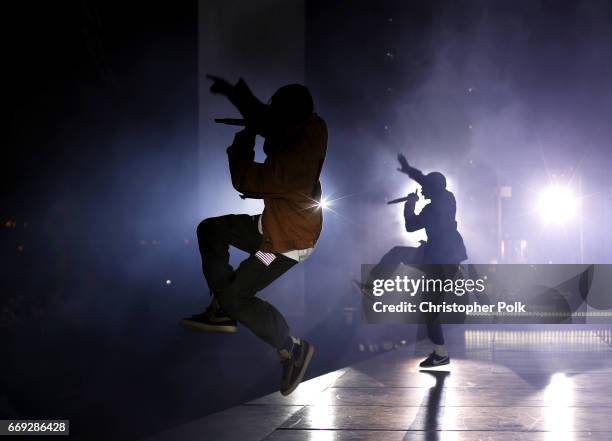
[417,189,467,264]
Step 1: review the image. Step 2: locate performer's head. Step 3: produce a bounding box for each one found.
[262,84,313,153]
[268,84,313,129]
[421,171,447,199]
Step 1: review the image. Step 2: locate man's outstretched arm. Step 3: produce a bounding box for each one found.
[397,154,427,187]
[207,74,274,137]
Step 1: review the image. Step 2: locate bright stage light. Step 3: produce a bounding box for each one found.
[537,185,578,224]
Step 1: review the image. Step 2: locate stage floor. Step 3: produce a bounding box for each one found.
[143,328,612,440]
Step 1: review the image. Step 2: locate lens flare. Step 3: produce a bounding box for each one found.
[537,185,578,225]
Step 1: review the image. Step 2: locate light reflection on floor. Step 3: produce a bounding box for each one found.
[543,372,574,434]
[144,328,612,441]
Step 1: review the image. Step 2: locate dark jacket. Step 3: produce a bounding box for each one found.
[227,113,328,252]
[405,190,468,264]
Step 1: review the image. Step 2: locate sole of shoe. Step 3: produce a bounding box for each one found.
[280,343,315,396]
[420,358,450,368]
[179,319,238,334]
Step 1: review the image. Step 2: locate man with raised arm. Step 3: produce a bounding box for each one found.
[397,153,467,367]
[181,75,327,395]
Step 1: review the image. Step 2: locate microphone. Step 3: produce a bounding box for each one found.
[214,118,247,126]
[387,196,411,205]
[387,190,419,205]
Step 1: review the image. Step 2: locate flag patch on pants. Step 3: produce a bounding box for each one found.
[255,250,277,266]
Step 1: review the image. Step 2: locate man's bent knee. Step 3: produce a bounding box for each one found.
[197,217,221,241]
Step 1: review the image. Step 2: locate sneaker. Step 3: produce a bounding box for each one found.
[419,352,450,368]
[279,338,315,396]
[179,300,237,333]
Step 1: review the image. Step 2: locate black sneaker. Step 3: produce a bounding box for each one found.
[179,300,237,334]
[419,352,450,368]
[279,338,315,396]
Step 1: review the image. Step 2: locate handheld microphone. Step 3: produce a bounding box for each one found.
[214,118,247,126]
[387,196,411,205]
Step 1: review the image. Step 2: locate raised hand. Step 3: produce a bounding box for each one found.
[404,190,419,218]
[206,74,234,96]
[406,190,419,204]
[397,153,411,175]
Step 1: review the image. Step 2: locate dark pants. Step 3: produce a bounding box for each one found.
[197,214,297,349]
[368,246,459,346]
[421,264,460,346]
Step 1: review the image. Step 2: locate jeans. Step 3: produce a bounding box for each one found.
[197,214,297,349]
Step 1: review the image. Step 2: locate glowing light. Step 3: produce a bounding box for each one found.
[537,185,578,225]
[543,373,575,437]
[165,279,172,285]
[318,198,330,210]
[307,374,336,431]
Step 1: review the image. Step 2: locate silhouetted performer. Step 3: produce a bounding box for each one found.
[397,154,467,367]
[359,155,467,367]
[180,75,327,396]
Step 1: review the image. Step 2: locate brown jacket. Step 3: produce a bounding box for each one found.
[227,113,328,253]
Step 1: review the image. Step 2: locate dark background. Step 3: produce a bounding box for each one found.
[4,1,612,440]
[2,2,388,440]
